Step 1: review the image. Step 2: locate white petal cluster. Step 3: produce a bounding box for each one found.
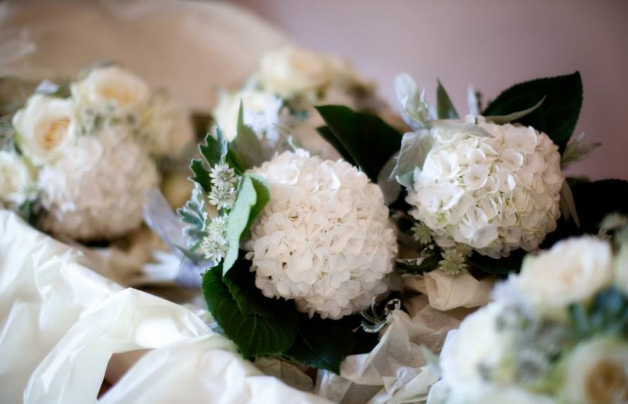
[38,127,159,240]
[512,236,613,317]
[407,117,563,258]
[246,150,397,319]
[0,150,36,207]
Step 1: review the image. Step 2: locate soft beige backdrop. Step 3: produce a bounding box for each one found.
[232,0,628,181]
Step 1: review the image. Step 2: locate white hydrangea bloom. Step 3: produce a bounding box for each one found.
[406,117,563,258]
[246,150,397,319]
[38,127,159,240]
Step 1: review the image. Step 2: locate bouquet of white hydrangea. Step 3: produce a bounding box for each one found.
[143,104,401,374]
[387,72,605,279]
[212,45,384,160]
[0,64,194,240]
[430,216,628,404]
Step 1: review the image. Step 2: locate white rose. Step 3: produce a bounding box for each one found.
[259,46,333,97]
[0,150,36,207]
[439,302,513,403]
[12,94,76,165]
[71,65,151,114]
[511,236,613,316]
[140,92,194,157]
[560,337,628,404]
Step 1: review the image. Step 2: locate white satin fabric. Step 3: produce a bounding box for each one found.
[0,211,331,404]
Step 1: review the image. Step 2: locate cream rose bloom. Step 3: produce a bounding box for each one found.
[71,65,151,114]
[560,338,628,404]
[439,302,512,402]
[0,151,36,207]
[259,46,333,98]
[511,237,613,315]
[140,92,194,157]
[12,94,76,165]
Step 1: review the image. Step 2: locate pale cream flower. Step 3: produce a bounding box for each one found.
[246,150,397,319]
[0,150,36,207]
[560,338,628,404]
[511,236,613,316]
[259,46,333,98]
[439,302,513,403]
[71,65,151,115]
[139,91,194,158]
[12,94,76,165]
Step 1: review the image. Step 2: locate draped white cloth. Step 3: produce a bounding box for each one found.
[0,210,331,404]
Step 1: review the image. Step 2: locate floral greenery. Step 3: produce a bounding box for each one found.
[315,72,628,277]
[187,109,380,372]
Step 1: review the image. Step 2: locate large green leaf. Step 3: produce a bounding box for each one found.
[286,315,357,374]
[315,105,402,182]
[316,126,357,166]
[483,72,583,153]
[436,79,459,119]
[223,174,271,274]
[190,131,228,193]
[202,264,299,359]
[228,103,268,170]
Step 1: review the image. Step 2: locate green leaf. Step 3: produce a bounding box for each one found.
[468,249,527,276]
[177,183,208,244]
[316,125,357,166]
[202,264,299,359]
[560,133,601,169]
[223,174,271,274]
[315,105,402,183]
[190,159,212,193]
[436,79,459,119]
[199,130,228,168]
[484,96,545,124]
[286,315,356,374]
[483,72,583,153]
[228,102,268,170]
[569,287,628,338]
[391,130,434,188]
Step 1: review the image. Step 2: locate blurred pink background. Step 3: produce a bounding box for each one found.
[232,0,628,181]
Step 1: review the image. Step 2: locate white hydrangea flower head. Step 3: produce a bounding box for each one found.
[246,150,398,319]
[38,126,159,240]
[406,116,563,258]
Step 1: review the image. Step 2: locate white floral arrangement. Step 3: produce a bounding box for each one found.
[430,216,628,404]
[387,72,616,282]
[158,111,398,371]
[0,65,194,240]
[212,45,383,159]
[146,64,628,401]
